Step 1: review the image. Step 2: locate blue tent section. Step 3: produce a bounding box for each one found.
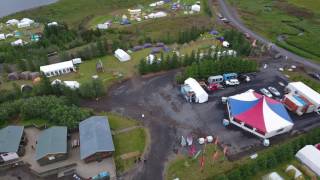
[268,103,293,123]
[228,98,260,116]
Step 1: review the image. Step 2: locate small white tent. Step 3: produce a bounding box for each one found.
[6,19,19,26]
[72,58,82,65]
[0,34,5,40]
[262,172,284,180]
[40,60,75,77]
[184,78,208,103]
[11,39,24,46]
[114,49,131,62]
[148,11,167,19]
[295,145,320,176]
[48,22,58,26]
[97,23,109,30]
[191,4,201,12]
[63,81,80,90]
[18,18,34,28]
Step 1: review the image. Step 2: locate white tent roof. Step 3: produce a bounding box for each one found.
[40,60,74,73]
[11,39,23,46]
[0,34,5,40]
[148,11,167,18]
[6,19,19,25]
[64,81,80,89]
[262,172,284,180]
[114,49,131,62]
[296,145,320,176]
[20,18,34,24]
[184,78,208,103]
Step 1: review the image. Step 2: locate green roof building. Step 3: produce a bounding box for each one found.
[35,126,68,166]
[0,126,25,155]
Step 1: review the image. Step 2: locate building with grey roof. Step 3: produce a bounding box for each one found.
[35,126,68,166]
[0,126,25,155]
[79,116,115,163]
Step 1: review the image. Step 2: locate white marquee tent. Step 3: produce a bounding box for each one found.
[40,60,75,77]
[6,19,19,26]
[184,78,208,103]
[295,145,320,176]
[0,34,5,40]
[114,49,131,62]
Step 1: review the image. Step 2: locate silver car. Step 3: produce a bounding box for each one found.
[268,86,281,96]
[260,88,273,98]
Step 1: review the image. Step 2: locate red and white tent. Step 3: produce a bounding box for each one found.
[227,90,293,139]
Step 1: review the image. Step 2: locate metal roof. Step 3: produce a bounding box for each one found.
[35,126,67,160]
[79,116,115,160]
[40,60,74,73]
[0,126,24,153]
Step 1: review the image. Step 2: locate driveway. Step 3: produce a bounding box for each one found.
[216,0,320,71]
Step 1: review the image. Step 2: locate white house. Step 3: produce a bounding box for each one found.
[6,19,19,26]
[0,34,5,40]
[295,145,320,176]
[114,49,131,62]
[40,60,75,77]
[191,4,201,12]
[184,78,209,103]
[11,39,24,46]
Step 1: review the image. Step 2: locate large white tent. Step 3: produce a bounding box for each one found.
[227,90,293,139]
[295,145,320,176]
[114,49,131,62]
[40,60,75,77]
[184,78,208,103]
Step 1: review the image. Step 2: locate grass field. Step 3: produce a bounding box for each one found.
[0,0,154,27]
[227,0,320,62]
[114,128,147,173]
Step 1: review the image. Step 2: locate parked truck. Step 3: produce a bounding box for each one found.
[283,82,320,115]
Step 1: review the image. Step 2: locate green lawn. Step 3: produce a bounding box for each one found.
[166,144,242,180]
[286,71,320,93]
[99,112,140,131]
[227,0,320,62]
[113,128,147,173]
[18,119,50,127]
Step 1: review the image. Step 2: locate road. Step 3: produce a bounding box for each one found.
[216,0,320,72]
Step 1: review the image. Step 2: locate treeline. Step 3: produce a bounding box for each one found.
[0,75,105,104]
[211,127,320,180]
[224,29,252,56]
[177,26,210,44]
[0,96,92,128]
[138,48,257,78]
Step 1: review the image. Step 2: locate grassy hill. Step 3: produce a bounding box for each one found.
[227,0,320,62]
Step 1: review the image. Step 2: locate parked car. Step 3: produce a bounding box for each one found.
[268,86,281,96]
[238,75,251,82]
[225,79,240,86]
[308,72,320,81]
[260,88,273,98]
[221,18,230,23]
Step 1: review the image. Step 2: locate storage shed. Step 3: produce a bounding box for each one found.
[35,126,68,166]
[0,126,25,155]
[114,49,131,62]
[295,145,320,176]
[40,60,75,77]
[79,116,115,163]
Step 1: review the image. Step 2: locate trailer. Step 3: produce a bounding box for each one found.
[285,82,320,114]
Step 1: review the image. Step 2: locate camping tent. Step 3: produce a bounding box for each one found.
[295,145,320,176]
[191,4,201,12]
[262,172,284,180]
[11,39,24,46]
[184,78,208,103]
[227,90,293,139]
[114,49,131,62]
[148,12,167,19]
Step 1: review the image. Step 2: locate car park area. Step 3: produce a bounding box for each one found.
[83,65,320,179]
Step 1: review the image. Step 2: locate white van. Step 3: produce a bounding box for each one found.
[208,75,224,84]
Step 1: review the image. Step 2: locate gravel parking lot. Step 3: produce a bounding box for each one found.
[83,60,320,180]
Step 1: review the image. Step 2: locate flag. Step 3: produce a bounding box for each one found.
[214,137,219,145]
[200,155,205,169]
[223,146,228,156]
[213,151,219,161]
